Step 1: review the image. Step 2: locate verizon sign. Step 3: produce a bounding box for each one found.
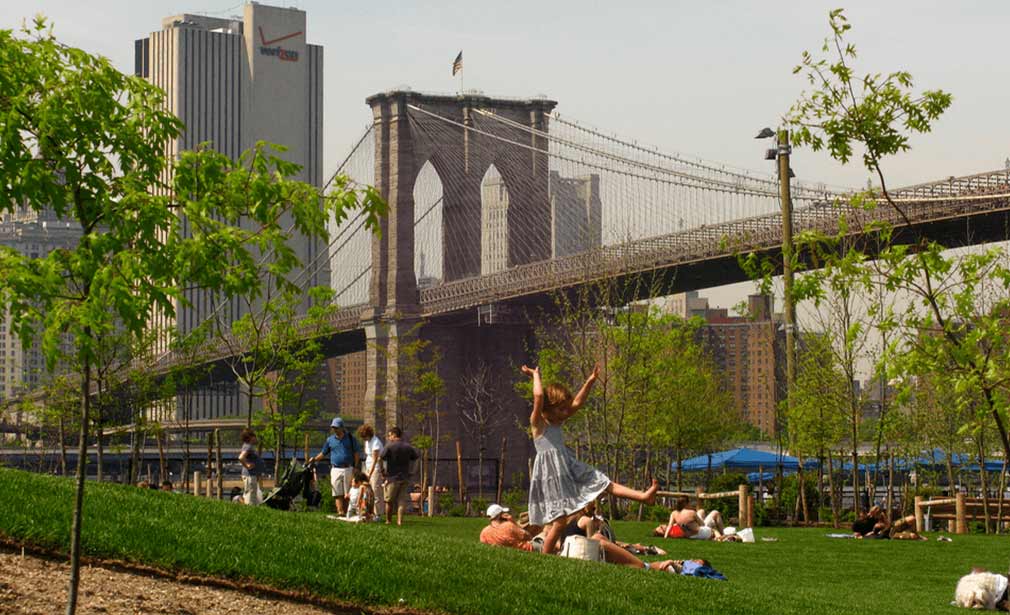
[258,26,300,62]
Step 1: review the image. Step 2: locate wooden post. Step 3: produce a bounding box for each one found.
[748,495,756,528]
[428,486,436,517]
[955,492,967,535]
[206,431,214,498]
[738,484,749,526]
[695,485,704,510]
[455,440,465,504]
[303,432,310,464]
[193,471,202,497]
[215,428,223,501]
[914,496,924,533]
[496,436,507,505]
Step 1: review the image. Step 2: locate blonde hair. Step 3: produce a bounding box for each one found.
[544,383,573,414]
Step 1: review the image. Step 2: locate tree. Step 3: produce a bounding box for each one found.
[458,360,508,500]
[789,331,848,525]
[0,20,383,614]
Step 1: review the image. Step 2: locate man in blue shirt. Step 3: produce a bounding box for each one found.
[307,417,360,516]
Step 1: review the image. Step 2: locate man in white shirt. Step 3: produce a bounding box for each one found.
[358,424,385,519]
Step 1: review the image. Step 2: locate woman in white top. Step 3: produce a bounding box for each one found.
[358,424,385,518]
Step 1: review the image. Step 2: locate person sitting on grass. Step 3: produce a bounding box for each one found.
[954,567,1009,610]
[160,480,173,492]
[853,505,889,539]
[332,472,374,523]
[480,504,540,552]
[654,496,724,540]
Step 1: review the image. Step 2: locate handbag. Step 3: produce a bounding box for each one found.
[560,535,605,562]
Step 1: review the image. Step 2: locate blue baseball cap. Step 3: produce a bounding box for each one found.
[330,417,345,429]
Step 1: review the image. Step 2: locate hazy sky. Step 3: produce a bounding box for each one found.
[5,1,1008,310]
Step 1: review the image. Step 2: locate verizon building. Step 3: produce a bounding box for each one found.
[135,3,327,420]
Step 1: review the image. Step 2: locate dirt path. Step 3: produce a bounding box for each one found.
[0,550,343,614]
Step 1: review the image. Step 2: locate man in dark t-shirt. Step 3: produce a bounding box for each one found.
[380,426,418,526]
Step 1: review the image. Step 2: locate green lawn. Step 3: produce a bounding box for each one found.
[0,467,1002,614]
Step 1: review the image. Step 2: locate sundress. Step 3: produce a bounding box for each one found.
[527,423,610,525]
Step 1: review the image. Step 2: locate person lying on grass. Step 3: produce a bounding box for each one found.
[571,500,667,555]
[522,364,659,556]
[558,503,674,571]
[653,496,724,540]
[481,503,676,573]
[852,506,926,540]
[954,567,1009,610]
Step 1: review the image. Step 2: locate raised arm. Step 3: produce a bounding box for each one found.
[568,364,600,415]
[522,365,545,429]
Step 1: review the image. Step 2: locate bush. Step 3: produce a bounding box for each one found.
[779,476,820,521]
[705,473,749,522]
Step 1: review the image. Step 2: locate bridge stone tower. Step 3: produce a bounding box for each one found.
[361,90,557,433]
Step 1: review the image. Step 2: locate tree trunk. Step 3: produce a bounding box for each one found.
[797,455,810,524]
[66,350,90,615]
[215,429,223,501]
[851,423,861,515]
[995,458,1007,535]
[976,433,989,534]
[206,431,214,498]
[886,447,895,520]
[157,430,166,484]
[495,435,506,504]
[675,448,683,492]
[827,452,839,528]
[58,414,68,477]
[95,380,103,483]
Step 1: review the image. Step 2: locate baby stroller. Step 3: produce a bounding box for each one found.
[263,459,320,510]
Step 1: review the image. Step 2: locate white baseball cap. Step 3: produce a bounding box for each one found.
[486,504,510,519]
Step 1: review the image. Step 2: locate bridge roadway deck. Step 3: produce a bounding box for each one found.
[127,169,1010,376]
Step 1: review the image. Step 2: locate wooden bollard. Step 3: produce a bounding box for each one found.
[914,496,924,533]
[303,432,310,464]
[955,492,967,535]
[695,486,703,510]
[193,471,203,496]
[428,486,436,517]
[738,484,749,526]
[748,495,756,528]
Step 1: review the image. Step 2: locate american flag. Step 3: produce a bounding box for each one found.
[452,51,463,76]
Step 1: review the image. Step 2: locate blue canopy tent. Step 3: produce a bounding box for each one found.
[840,449,1005,473]
[672,448,817,473]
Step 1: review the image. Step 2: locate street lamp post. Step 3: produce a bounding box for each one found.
[757,127,799,519]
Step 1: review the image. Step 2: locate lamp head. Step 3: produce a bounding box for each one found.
[755,127,775,139]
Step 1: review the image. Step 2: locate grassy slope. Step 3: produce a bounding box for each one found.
[0,467,1002,614]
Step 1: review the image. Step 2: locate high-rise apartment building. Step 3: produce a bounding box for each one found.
[135,3,327,420]
[665,292,785,435]
[0,208,81,408]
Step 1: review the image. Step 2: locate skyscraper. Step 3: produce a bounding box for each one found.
[135,3,326,420]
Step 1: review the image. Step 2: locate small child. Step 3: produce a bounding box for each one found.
[523,364,658,555]
[348,471,374,521]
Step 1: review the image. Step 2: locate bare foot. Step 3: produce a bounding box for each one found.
[643,479,659,505]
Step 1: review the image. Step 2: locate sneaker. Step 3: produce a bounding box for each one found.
[937,535,953,542]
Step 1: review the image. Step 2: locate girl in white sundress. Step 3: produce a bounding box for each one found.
[523,364,658,555]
